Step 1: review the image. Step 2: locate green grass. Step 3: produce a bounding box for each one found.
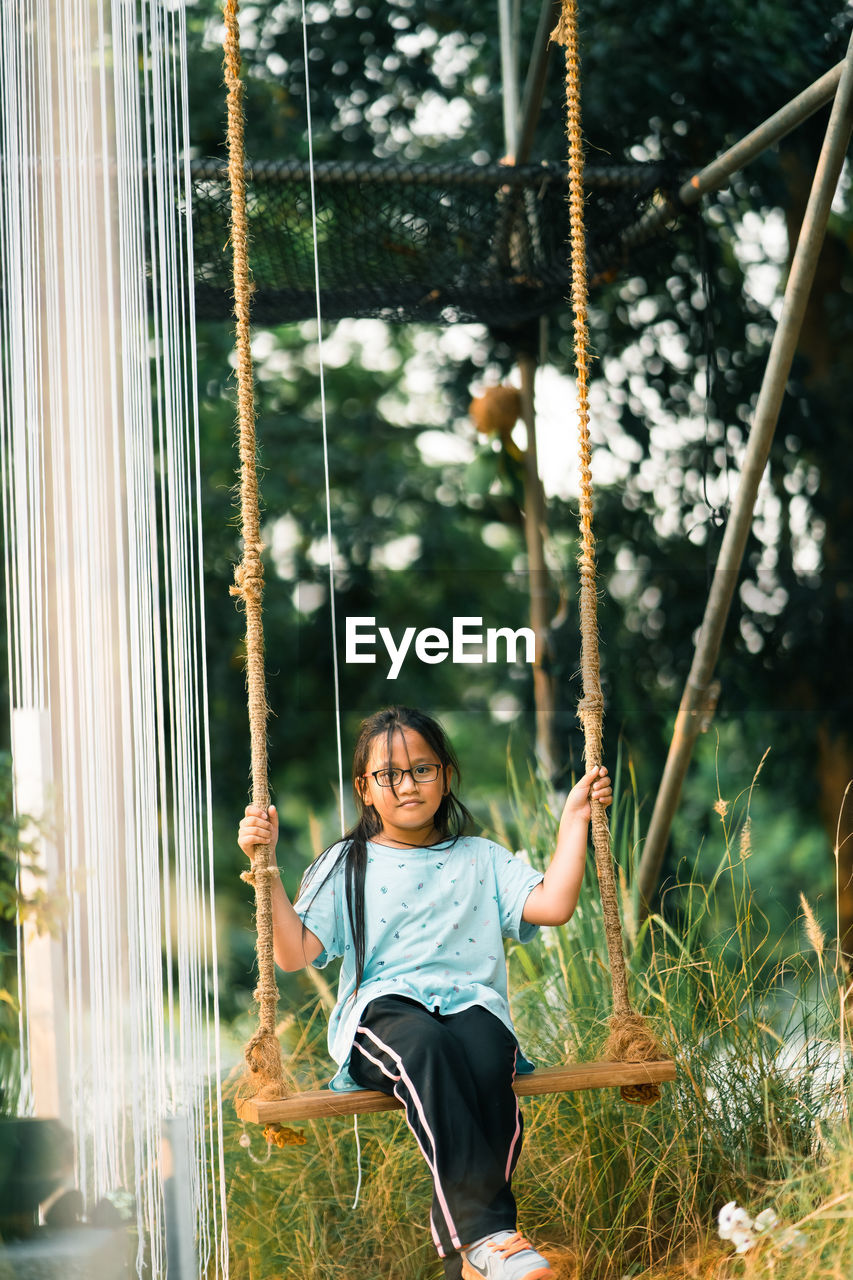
[218,757,852,1279]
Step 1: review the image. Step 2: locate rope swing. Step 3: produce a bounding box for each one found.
[223,0,286,1105]
[228,0,673,1126]
[554,0,664,1105]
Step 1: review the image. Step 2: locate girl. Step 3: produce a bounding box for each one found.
[238,705,612,1280]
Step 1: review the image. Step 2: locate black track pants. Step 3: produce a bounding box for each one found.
[348,995,524,1264]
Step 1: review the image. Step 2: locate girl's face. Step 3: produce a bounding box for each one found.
[357,725,451,847]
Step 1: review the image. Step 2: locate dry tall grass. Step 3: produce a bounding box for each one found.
[219,762,851,1279]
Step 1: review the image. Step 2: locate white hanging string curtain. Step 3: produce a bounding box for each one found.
[0,0,227,1275]
[299,0,346,829]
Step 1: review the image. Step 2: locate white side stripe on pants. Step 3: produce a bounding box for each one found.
[354,1023,462,1250]
[505,1046,522,1180]
[350,1038,446,1252]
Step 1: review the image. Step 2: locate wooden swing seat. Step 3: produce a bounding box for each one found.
[236,1058,676,1124]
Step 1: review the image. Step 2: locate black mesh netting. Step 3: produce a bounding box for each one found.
[190,158,679,328]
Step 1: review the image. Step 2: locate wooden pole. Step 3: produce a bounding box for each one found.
[637,28,853,911]
[518,353,557,780]
[516,0,561,165]
[622,59,846,254]
[498,0,520,160]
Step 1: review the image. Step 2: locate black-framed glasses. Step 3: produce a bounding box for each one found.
[366,764,442,788]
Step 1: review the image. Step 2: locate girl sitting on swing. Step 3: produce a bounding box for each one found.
[238,704,611,1280]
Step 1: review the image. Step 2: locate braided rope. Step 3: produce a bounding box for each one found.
[554,0,663,1105]
[223,0,285,1102]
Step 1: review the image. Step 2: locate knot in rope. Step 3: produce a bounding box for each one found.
[576,692,604,723]
[604,1012,666,1105]
[240,862,280,889]
[244,1029,287,1100]
[264,1123,306,1148]
[253,975,279,1008]
[549,12,573,47]
[621,1081,662,1105]
[230,568,264,606]
[230,541,266,603]
[577,546,596,573]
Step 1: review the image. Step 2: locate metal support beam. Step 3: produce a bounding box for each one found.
[636,29,853,911]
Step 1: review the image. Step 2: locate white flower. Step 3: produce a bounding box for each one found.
[718,1202,806,1258]
[718,1202,758,1254]
[732,1229,758,1254]
[718,1202,754,1239]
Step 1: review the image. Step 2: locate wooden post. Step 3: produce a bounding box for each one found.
[518,353,556,779]
[622,59,846,255]
[637,28,853,910]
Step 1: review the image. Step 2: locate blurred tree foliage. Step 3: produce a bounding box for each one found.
[1,0,850,1014]
[186,0,851,955]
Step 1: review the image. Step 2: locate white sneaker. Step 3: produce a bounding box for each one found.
[460,1230,553,1280]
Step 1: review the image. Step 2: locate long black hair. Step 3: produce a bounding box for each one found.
[298,706,474,996]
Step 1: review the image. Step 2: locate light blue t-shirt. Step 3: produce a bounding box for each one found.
[293,834,545,1090]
